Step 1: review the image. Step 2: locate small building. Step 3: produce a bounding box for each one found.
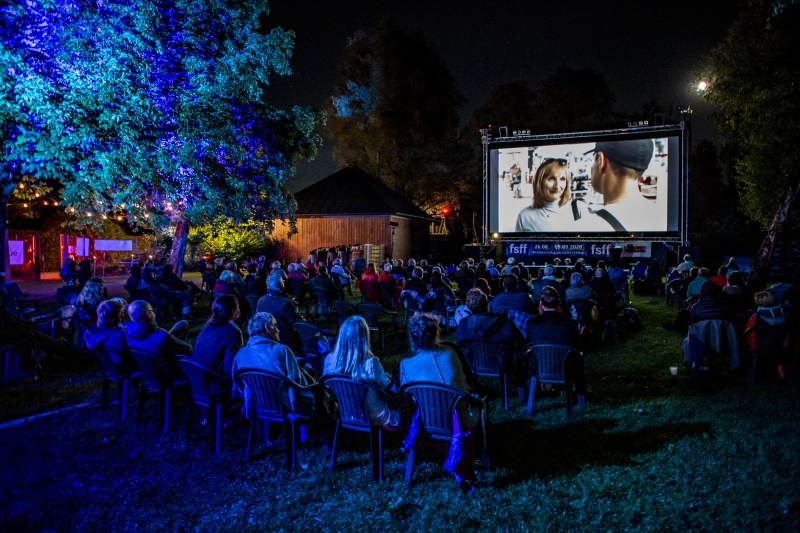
[271,165,433,262]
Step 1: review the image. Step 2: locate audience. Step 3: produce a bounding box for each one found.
[84,300,128,364]
[689,280,730,324]
[687,267,710,299]
[76,278,107,327]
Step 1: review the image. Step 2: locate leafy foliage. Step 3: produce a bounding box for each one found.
[701,0,800,230]
[326,22,471,213]
[190,219,277,263]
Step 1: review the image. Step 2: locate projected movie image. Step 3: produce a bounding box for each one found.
[491,137,673,233]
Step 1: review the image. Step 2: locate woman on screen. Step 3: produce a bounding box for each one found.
[515,158,584,232]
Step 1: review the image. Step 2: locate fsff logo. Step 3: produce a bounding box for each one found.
[506,243,529,255]
[590,244,612,256]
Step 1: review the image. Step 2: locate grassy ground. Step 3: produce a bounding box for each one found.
[1,291,798,532]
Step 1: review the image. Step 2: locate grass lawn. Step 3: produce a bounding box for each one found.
[1,291,798,532]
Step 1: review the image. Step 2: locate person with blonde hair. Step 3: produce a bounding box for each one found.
[515,158,584,232]
[323,316,400,430]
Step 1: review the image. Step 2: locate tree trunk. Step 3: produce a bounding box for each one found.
[169,219,190,277]
[747,180,800,289]
[1,182,15,281]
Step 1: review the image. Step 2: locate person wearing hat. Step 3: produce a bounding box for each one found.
[585,139,657,232]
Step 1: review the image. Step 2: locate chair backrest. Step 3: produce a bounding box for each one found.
[313,286,332,307]
[177,356,229,408]
[753,323,788,356]
[288,278,303,297]
[321,374,382,430]
[332,300,359,325]
[292,321,321,357]
[357,302,384,328]
[400,381,477,440]
[666,279,682,293]
[95,349,122,381]
[523,342,575,383]
[128,349,163,392]
[246,294,260,316]
[234,369,288,422]
[457,339,506,377]
[379,282,395,301]
[611,278,628,293]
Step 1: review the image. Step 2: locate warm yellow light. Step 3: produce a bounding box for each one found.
[698,81,708,91]
[117,216,123,220]
[34,193,39,197]
[102,215,107,219]
[493,233,499,238]
[43,201,47,205]
[23,203,28,207]
[70,207,75,212]
[87,213,92,217]
[18,183,24,189]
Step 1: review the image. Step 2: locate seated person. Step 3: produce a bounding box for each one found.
[125,265,143,295]
[193,295,243,376]
[392,259,409,280]
[721,270,751,322]
[304,258,319,279]
[248,268,268,297]
[644,260,664,294]
[709,266,729,287]
[201,262,219,291]
[489,275,536,315]
[268,261,288,288]
[677,254,695,273]
[630,261,647,280]
[526,286,580,346]
[76,258,93,288]
[400,313,480,487]
[427,270,456,302]
[565,273,594,304]
[607,260,627,281]
[286,263,310,301]
[139,261,194,320]
[588,268,617,311]
[456,289,525,379]
[323,315,400,431]
[256,276,302,352]
[330,259,351,286]
[84,300,128,367]
[232,312,315,418]
[689,280,731,324]
[743,291,787,352]
[162,264,203,302]
[687,268,710,299]
[124,300,192,369]
[59,258,80,286]
[309,265,340,302]
[403,267,428,300]
[525,286,585,393]
[76,278,107,327]
[472,277,493,300]
[359,264,380,303]
[377,263,399,303]
[510,266,531,294]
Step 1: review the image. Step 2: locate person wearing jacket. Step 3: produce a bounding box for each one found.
[456,289,525,379]
[489,275,536,315]
[743,291,787,352]
[124,300,191,369]
[193,295,243,377]
[231,312,315,418]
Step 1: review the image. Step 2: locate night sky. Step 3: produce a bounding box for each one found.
[263,1,738,192]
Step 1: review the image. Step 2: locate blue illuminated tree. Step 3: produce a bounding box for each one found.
[1,0,324,276]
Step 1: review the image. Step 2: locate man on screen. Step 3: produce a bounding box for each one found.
[585,139,659,232]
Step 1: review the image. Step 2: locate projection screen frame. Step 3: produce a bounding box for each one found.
[481,123,688,245]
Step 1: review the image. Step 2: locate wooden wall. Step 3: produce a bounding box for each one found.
[272,215,390,261]
[271,215,430,262]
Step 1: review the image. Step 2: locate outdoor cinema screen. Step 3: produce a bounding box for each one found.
[488,131,682,236]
